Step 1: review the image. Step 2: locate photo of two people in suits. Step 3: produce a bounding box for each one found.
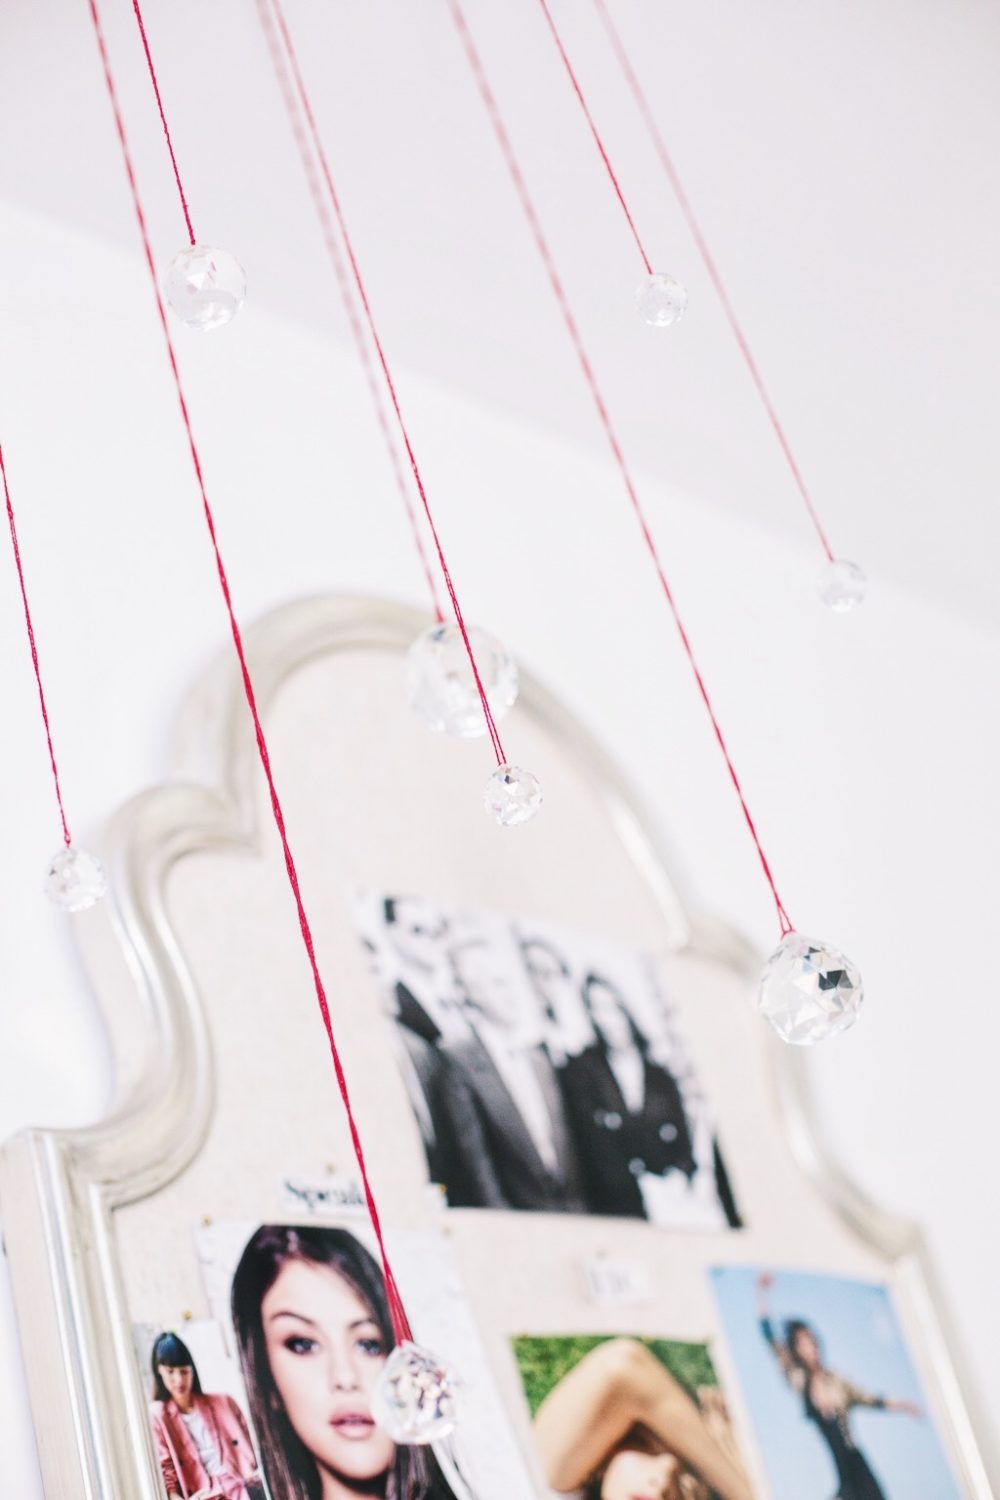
[356,892,741,1230]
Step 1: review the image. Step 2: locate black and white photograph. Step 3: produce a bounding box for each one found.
[353,891,741,1229]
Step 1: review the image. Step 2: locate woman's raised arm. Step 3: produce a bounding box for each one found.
[755,1272,802,1393]
[533,1338,752,1500]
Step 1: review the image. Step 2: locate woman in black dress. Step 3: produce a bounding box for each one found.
[558,970,739,1224]
[756,1273,922,1500]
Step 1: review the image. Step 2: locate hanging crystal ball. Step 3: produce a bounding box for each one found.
[370,1340,461,1444]
[757,931,863,1045]
[484,764,542,827]
[818,558,867,612]
[636,272,688,328]
[405,622,518,738]
[44,846,107,912]
[165,245,247,331]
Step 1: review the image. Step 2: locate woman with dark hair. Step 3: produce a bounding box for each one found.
[230,1224,461,1500]
[558,973,739,1226]
[531,1337,753,1500]
[147,1330,262,1500]
[756,1273,922,1499]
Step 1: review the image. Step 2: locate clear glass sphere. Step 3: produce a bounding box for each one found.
[756,930,863,1045]
[405,622,518,738]
[818,559,867,612]
[370,1340,461,1444]
[484,764,542,827]
[636,272,688,328]
[44,846,107,912]
[165,245,246,331]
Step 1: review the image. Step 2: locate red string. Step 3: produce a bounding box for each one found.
[254,0,445,625]
[265,0,507,766]
[83,0,413,1345]
[535,0,652,276]
[1,445,73,849]
[447,0,794,937]
[589,0,835,564]
[129,0,196,246]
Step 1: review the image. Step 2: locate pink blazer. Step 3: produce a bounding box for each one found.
[149,1392,260,1499]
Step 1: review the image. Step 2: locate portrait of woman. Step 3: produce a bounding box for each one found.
[230,1224,461,1500]
[147,1330,263,1500]
[527,1336,753,1500]
[756,1272,923,1500]
[559,972,740,1227]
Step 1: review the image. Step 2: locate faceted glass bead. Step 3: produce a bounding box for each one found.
[484,764,542,827]
[44,846,107,912]
[405,622,518,738]
[165,245,246,331]
[370,1340,461,1444]
[636,272,688,328]
[819,558,867,612]
[757,931,863,1045]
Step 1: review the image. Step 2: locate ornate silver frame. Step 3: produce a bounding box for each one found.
[0,594,994,1498]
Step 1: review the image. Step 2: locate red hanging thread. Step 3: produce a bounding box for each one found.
[130,0,445,625]
[264,0,507,766]
[83,0,413,1344]
[1,445,73,849]
[447,0,793,938]
[535,0,652,276]
[253,0,445,624]
[541,0,836,564]
[129,0,195,246]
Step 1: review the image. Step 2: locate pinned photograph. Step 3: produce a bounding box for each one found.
[134,1319,265,1500]
[353,891,741,1228]
[710,1267,963,1500]
[196,1218,533,1500]
[512,1333,753,1500]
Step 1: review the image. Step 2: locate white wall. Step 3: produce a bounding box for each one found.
[2,0,999,630]
[1,0,999,1489]
[0,201,997,1493]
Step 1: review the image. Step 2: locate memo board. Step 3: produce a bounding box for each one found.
[0,594,993,1500]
